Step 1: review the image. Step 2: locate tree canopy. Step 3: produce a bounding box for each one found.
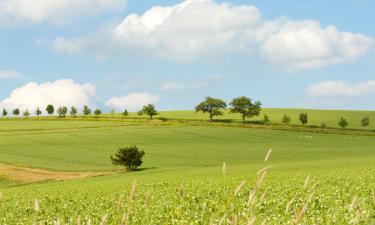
[195,97,227,121]
[229,96,261,123]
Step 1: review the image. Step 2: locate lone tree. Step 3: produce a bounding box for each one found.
[282,114,291,124]
[94,109,102,117]
[23,110,30,118]
[46,104,54,115]
[83,105,91,116]
[229,96,262,124]
[35,107,42,116]
[122,110,129,117]
[361,117,370,128]
[299,113,308,125]
[2,109,7,117]
[139,104,158,119]
[338,116,348,129]
[70,106,78,117]
[111,146,145,170]
[263,114,270,125]
[57,106,68,118]
[195,97,227,121]
[13,108,20,116]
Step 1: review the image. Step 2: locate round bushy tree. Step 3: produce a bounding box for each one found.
[111,146,145,170]
[299,113,308,125]
[282,114,291,124]
[195,97,227,121]
[338,116,348,129]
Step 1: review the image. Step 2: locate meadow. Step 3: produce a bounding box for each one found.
[0,108,374,224]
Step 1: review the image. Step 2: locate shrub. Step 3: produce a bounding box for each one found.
[122,110,129,117]
[338,117,348,129]
[111,146,145,170]
[361,117,370,128]
[23,110,30,118]
[94,109,102,116]
[321,123,327,129]
[57,106,68,118]
[299,113,308,125]
[263,114,270,125]
[282,114,291,124]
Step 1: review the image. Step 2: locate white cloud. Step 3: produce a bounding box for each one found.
[261,20,373,72]
[161,82,185,91]
[307,80,375,96]
[0,0,127,25]
[0,79,96,112]
[105,93,159,111]
[52,0,373,71]
[0,70,22,79]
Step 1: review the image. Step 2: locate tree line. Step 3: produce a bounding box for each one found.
[0,96,371,129]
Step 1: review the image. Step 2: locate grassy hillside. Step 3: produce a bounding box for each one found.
[0,114,375,224]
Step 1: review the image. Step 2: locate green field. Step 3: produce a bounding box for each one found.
[0,108,375,224]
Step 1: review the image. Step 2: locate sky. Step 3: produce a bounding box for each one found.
[0,0,374,112]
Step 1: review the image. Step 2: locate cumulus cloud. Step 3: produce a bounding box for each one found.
[261,20,373,71]
[0,70,22,79]
[161,82,185,92]
[105,93,159,111]
[52,0,373,71]
[0,0,127,25]
[307,80,375,96]
[0,79,96,112]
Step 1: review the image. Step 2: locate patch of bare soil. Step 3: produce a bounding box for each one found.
[0,163,117,183]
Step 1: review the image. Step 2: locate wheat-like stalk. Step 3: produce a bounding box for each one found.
[234,181,247,195]
[264,149,272,162]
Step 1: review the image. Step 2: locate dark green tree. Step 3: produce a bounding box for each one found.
[23,110,30,118]
[229,96,262,124]
[338,116,348,129]
[2,109,8,117]
[83,105,91,116]
[13,108,20,116]
[122,110,129,117]
[57,106,68,118]
[361,117,370,128]
[299,113,308,125]
[195,97,227,121]
[46,104,54,115]
[35,107,42,116]
[263,114,270,125]
[110,146,145,170]
[70,106,78,117]
[282,114,291,124]
[94,109,102,117]
[139,104,158,119]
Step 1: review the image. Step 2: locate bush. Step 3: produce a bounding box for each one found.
[111,146,145,170]
[299,113,308,125]
[338,117,348,129]
[321,123,327,129]
[263,114,270,125]
[361,117,370,128]
[282,114,291,124]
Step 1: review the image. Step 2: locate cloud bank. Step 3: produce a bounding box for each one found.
[105,93,159,111]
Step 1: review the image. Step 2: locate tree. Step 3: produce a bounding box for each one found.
[195,97,227,121]
[13,108,20,116]
[46,105,54,115]
[83,105,91,116]
[122,110,129,117]
[2,109,7,117]
[361,117,370,128]
[263,114,270,125]
[139,104,158,119]
[70,106,78,117]
[35,107,42,116]
[229,96,262,124]
[299,113,308,125]
[110,146,145,170]
[94,109,102,117]
[23,110,30,118]
[282,114,291,124]
[57,106,68,118]
[338,116,348,129]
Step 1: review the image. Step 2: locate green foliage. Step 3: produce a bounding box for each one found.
[57,106,68,118]
[2,108,8,117]
[23,110,30,118]
[195,97,227,121]
[281,114,291,124]
[263,114,270,124]
[139,104,158,119]
[229,96,262,123]
[110,146,145,170]
[94,109,102,116]
[321,123,327,129]
[122,110,129,117]
[70,106,78,117]
[299,113,308,125]
[361,117,370,128]
[12,108,20,116]
[46,104,54,115]
[35,107,42,116]
[338,116,348,129]
[83,105,91,116]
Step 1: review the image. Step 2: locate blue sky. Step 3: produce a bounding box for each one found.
[0,0,374,112]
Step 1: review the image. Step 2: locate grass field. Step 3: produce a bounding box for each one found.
[0,108,375,224]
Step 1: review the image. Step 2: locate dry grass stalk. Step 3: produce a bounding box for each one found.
[303,175,310,189]
[259,188,269,204]
[285,196,296,215]
[349,196,358,213]
[256,171,267,190]
[264,149,272,162]
[34,199,40,213]
[131,180,137,200]
[256,166,272,175]
[99,214,108,225]
[247,190,256,208]
[76,215,81,225]
[222,162,227,176]
[120,213,128,225]
[234,181,247,195]
[246,216,256,225]
[295,191,315,224]
[231,214,238,225]
[218,214,227,225]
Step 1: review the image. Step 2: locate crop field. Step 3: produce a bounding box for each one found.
[0,109,375,224]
